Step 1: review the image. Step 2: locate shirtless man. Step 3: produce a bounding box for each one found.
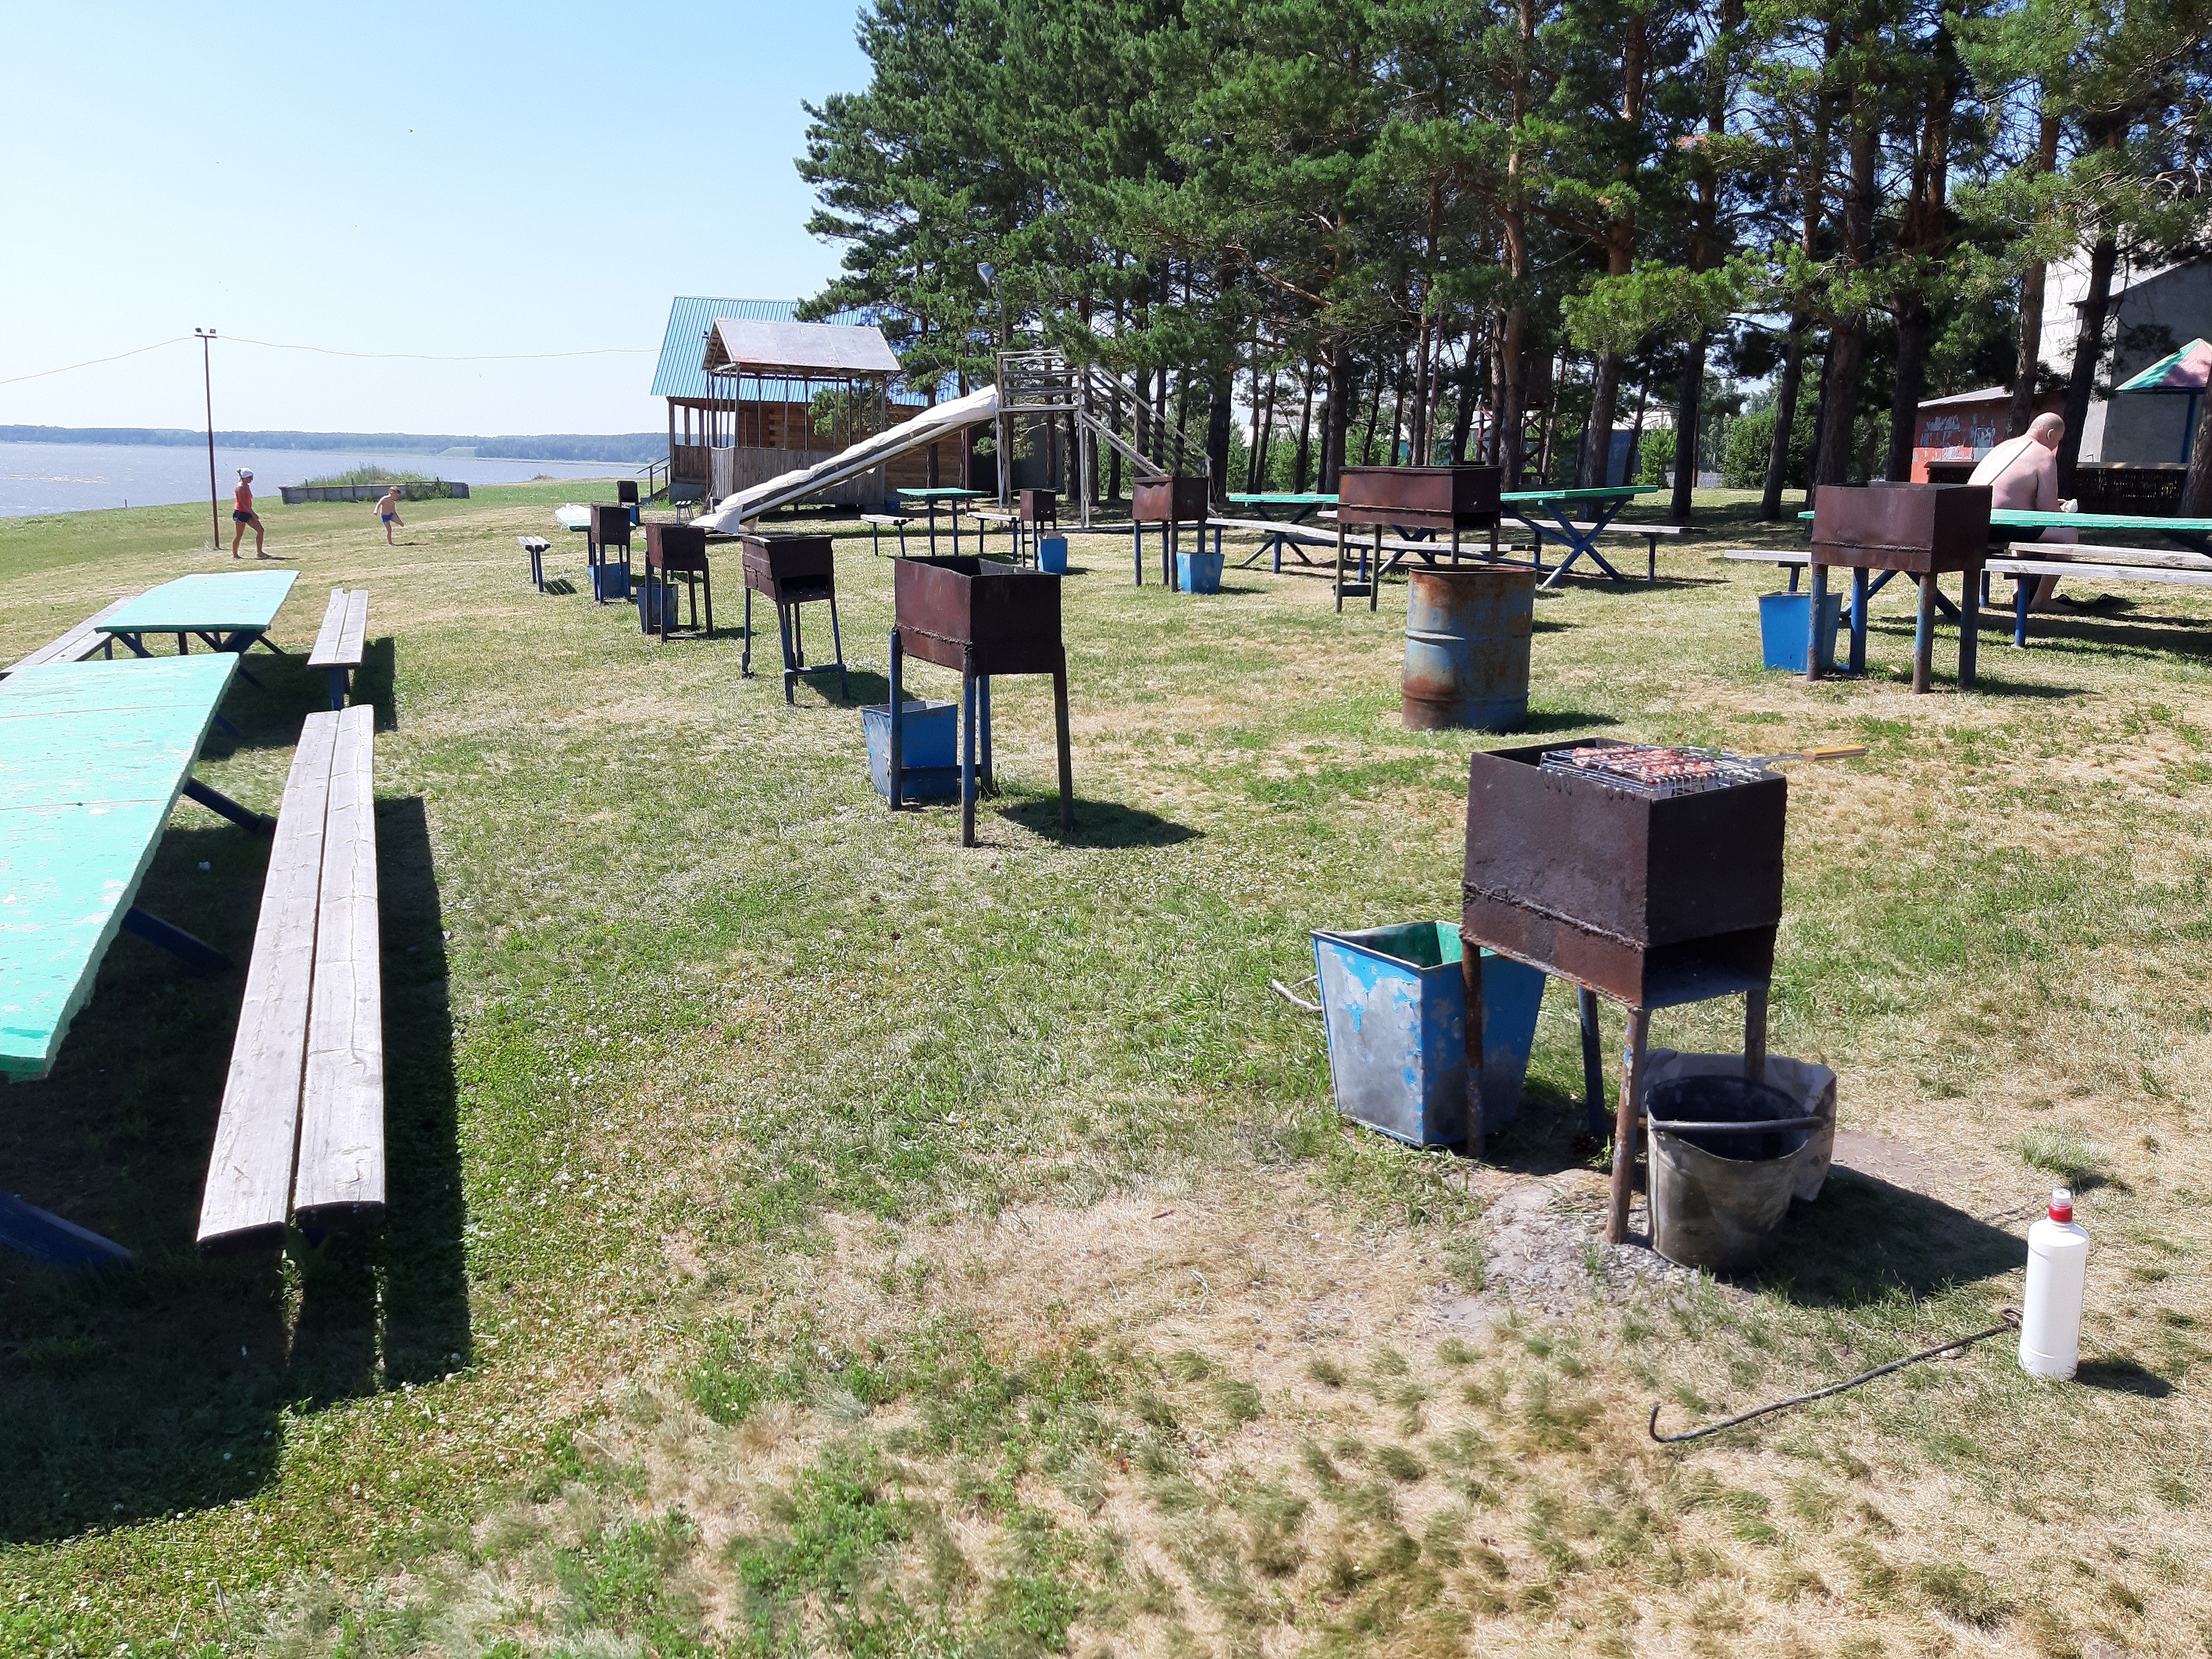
[375,483,405,544]
[1968,412,2078,611]
[230,469,269,558]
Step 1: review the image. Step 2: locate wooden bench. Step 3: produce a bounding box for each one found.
[1,596,132,679]
[306,587,369,710]
[860,513,912,556]
[196,704,383,1252]
[1583,520,1695,580]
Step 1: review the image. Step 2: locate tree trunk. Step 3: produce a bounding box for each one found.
[1671,337,1706,521]
[1451,337,1481,462]
[1254,363,1278,491]
[1359,357,1385,466]
[1814,104,1879,490]
[1321,342,1354,491]
[1206,360,1233,504]
[1887,300,1930,482]
[1294,360,1315,491]
[1761,323,1807,519]
[2058,233,2119,492]
[2182,391,2212,516]
[2008,110,2062,439]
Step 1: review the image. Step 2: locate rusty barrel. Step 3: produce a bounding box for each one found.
[1402,566,1536,731]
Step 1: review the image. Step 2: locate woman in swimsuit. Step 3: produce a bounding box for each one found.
[230,469,268,558]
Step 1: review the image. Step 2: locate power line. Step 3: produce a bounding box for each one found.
[0,336,190,386]
[225,335,652,362]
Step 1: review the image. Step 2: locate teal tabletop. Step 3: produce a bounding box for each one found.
[1796,508,2212,533]
[1228,492,1339,504]
[97,571,298,635]
[1503,485,1662,503]
[0,654,239,1080]
[897,488,987,501]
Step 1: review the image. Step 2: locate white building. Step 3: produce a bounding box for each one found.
[2036,252,2212,464]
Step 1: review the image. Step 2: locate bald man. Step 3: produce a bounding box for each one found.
[1968,412,2078,611]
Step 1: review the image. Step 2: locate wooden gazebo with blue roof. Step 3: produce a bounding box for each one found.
[651,297,947,507]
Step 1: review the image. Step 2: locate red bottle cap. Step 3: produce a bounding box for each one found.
[2049,1187,2074,1223]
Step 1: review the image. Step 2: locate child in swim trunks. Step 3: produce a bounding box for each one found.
[376,484,404,544]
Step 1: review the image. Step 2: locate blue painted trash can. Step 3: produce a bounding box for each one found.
[1177,550,1226,594]
[1759,590,1842,673]
[592,557,632,603]
[1311,922,1547,1148]
[863,699,962,801]
[635,573,679,632]
[1038,536,1069,575]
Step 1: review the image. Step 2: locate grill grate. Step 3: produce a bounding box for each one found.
[1538,743,1771,800]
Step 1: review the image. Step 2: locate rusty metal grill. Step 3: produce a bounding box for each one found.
[1537,743,1771,800]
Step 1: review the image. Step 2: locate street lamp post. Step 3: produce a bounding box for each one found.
[194,329,219,552]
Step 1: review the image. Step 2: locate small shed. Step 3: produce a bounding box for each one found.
[1909,387,2064,483]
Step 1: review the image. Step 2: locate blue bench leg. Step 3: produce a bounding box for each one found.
[887,630,904,809]
[2014,576,2032,647]
[1850,569,1868,674]
[182,778,275,837]
[327,667,348,710]
[122,905,231,973]
[0,1191,131,1269]
[979,675,994,794]
[961,661,979,847]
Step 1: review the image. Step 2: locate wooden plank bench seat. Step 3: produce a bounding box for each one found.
[305,587,369,709]
[196,704,383,1253]
[1726,548,2212,587]
[860,513,912,556]
[1,596,132,679]
[519,536,553,590]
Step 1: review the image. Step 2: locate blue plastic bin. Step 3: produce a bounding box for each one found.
[862,700,961,801]
[1038,536,1069,575]
[592,557,631,603]
[1759,590,1842,673]
[1177,550,1225,594]
[635,573,680,631]
[1311,922,1547,1147]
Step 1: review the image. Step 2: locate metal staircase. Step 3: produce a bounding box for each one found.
[994,349,1206,526]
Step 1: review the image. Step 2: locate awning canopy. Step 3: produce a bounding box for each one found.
[703,318,902,380]
[2117,338,2212,393]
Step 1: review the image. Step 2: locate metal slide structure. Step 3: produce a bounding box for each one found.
[694,348,1207,533]
[694,384,1001,533]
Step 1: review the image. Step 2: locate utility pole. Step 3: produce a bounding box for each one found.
[979,262,1012,506]
[195,329,219,551]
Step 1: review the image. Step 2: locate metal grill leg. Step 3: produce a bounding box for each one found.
[887,630,904,809]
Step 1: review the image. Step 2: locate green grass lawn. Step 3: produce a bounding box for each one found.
[1,483,2207,1657]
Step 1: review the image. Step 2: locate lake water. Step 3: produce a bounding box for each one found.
[0,441,628,519]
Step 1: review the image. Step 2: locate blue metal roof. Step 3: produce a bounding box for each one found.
[651,298,872,399]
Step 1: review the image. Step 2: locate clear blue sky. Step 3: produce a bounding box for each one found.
[0,1,869,436]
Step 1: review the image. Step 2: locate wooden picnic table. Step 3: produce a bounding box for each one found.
[1500,485,1664,585]
[0,654,262,1089]
[896,487,988,556]
[96,571,298,689]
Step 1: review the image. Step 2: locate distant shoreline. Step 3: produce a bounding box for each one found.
[0,425,661,464]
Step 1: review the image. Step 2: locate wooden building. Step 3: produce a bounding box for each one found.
[651,297,965,506]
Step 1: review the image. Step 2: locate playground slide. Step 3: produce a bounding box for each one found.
[693,384,999,533]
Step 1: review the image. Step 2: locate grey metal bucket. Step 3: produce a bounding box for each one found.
[1646,1074,1818,1272]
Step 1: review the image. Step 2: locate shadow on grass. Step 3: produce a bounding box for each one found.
[1750,1167,2025,1305]
[2076,1358,2175,1397]
[999,796,1201,848]
[0,798,464,1541]
[354,636,398,732]
[541,577,577,597]
[1509,710,1623,737]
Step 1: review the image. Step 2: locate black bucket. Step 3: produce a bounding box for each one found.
[1646,1074,1818,1272]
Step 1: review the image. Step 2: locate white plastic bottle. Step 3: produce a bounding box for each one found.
[2019,1187,2089,1379]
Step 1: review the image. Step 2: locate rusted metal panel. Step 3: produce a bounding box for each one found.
[1461,739,1785,1008]
[1339,465,1502,530]
[894,555,1063,676]
[1132,476,1209,525]
[589,504,631,546]
[646,522,712,574]
[1403,568,1536,731]
[1019,488,1058,524]
[740,533,833,598]
[1808,482,1992,573]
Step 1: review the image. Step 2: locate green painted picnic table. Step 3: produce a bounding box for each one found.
[0,653,269,1088]
[1500,485,1664,585]
[97,571,298,688]
[896,488,988,556]
[1226,491,1336,523]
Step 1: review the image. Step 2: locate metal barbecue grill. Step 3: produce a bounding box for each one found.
[1537,743,1772,800]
